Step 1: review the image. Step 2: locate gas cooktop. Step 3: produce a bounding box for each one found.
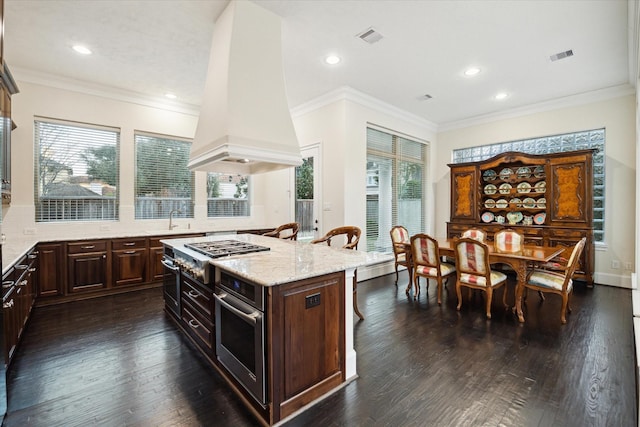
[184,239,270,259]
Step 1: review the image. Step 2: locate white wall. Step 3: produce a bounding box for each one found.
[436,94,636,287]
[1,80,282,250]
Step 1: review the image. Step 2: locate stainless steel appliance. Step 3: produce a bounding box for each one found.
[161,246,181,318]
[214,270,266,407]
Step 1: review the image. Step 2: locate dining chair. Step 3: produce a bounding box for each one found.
[454,237,508,319]
[263,222,299,240]
[389,225,410,285]
[311,226,364,320]
[461,228,487,242]
[493,228,524,253]
[410,233,456,304]
[522,237,586,324]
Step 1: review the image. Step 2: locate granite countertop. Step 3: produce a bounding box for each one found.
[162,234,393,287]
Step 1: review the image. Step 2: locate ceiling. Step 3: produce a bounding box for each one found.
[3,0,633,128]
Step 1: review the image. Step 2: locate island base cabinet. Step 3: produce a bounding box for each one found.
[268,271,346,423]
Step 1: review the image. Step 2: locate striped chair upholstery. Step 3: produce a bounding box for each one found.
[410,233,456,304]
[461,228,487,242]
[454,238,508,319]
[494,229,524,253]
[390,226,411,285]
[523,237,586,324]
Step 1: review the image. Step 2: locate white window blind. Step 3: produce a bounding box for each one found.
[134,133,194,219]
[207,172,250,217]
[366,127,426,252]
[34,119,119,222]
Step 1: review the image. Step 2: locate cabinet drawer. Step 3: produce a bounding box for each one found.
[112,238,146,250]
[547,229,585,239]
[181,301,213,351]
[67,240,108,254]
[182,277,213,318]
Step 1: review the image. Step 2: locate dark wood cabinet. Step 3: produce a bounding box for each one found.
[112,238,147,287]
[37,243,64,297]
[67,240,109,294]
[180,275,214,354]
[447,150,594,285]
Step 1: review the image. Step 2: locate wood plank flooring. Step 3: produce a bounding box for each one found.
[3,272,636,427]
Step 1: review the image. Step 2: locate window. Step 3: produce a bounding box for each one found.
[34,119,119,222]
[451,128,605,242]
[135,133,194,219]
[366,127,427,252]
[207,172,250,217]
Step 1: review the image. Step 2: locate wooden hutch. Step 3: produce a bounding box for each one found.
[447,150,595,286]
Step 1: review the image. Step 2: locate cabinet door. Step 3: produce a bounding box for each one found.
[37,243,64,297]
[450,165,477,221]
[548,154,592,225]
[3,287,18,365]
[112,248,147,287]
[149,246,165,282]
[67,252,108,293]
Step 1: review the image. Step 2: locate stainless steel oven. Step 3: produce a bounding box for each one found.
[214,270,266,407]
[161,246,180,318]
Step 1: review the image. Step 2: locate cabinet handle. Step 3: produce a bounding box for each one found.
[123,242,136,246]
[28,254,37,259]
[188,320,200,329]
[3,299,14,309]
[81,245,95,250]
[187,290,200,299]
[15,264,28,270]
[28,268,36,273]
[20,280,28,287]
[123,250,136,255]
[2,281,14,289]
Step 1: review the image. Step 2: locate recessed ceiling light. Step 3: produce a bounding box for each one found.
[494,92,509,100]
[325,55,341,65]
[165,93,177,99]
[464,67,481,77]
[72,45,92,55]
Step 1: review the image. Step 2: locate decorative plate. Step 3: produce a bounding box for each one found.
[481,211,495,223]
[537,197,546,208]
[496,199,508,209]
[517,182,531,194]
[516,166,531,179]
[533,165,545,178]
[498,183,512,194]
[484,199,496,208]
[499,168,513,181]
[522,197,536,208]
[510,198,522,208]
[506,211,523,225]
[484,184,497,195]
[533,212,546,225]
[483,169,497,181]
[534,181,546,193]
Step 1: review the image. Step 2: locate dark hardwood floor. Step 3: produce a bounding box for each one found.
[4,272,636,427]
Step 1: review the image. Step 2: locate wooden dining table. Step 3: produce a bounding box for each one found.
[403,238,565,323]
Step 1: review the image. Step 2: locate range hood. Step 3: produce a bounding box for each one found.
[189,0,302,175]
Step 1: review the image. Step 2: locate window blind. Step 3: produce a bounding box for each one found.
[134,133,194,219]
[207,172,250,217]
[366,127,427,252]
[34,119,120,222]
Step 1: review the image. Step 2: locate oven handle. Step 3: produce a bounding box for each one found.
[213,292,260,325]
[161,259,179,272]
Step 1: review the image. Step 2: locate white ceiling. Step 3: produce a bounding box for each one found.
[3,0,633,128]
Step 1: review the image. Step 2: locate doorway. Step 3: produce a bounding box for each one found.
[295,145,321,242]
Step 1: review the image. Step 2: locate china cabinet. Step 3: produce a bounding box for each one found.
[447,150,594,285]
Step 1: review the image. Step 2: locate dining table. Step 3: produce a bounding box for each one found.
[403,238,565,323]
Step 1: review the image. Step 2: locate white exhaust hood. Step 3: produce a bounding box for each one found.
[189,0,302,175]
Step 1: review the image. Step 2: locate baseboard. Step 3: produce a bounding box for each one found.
[594,271,633,288]
[357,261,396,281]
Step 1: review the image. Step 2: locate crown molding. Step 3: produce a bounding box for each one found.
[10,67,201,116]
[291,86,438,132]
[438,84,636,133]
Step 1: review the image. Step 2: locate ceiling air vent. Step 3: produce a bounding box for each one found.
[356,27,383,44]
[550,49,574,62]
[418,94,433,101]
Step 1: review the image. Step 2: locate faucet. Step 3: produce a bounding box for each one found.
[169,209,182,230]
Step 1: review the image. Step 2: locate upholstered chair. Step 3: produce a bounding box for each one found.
[389,225,410,285]
[410,233,456,304]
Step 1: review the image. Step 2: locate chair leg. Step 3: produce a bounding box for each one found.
[485,288,493,319]
[560,292,568,324]
[353,280,364,321]
[413,275,420,301]
[567,290,573,313]
[456,283,463,311]
[436,279,442,305]
[394,263,399,285]
[538,290,545,301]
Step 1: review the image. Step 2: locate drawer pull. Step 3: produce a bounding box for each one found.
[15,264,28,270]
[28,254,37,259]
[28,268,36,273]
[188,319,200,329]
[81,245,96,250]
[187,290,200,299]
[2,281,14,289]
[20,280,28,287]
[123,242,136,246]
[3,299,14,309]
[123,250,136,255]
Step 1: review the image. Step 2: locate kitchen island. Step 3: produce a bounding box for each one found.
[161,233,391,426]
